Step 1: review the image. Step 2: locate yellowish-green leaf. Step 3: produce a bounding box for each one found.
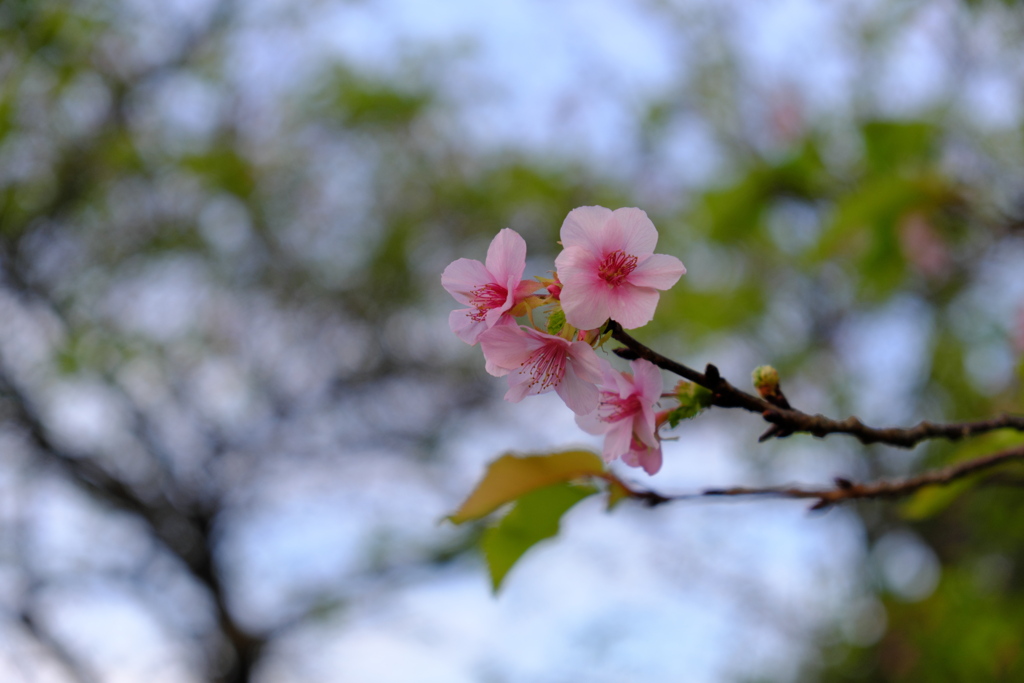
[902,479,974,521]
[546,307,566,336]
[448,450,605,524]
[665,381,713,427]
[482,482,597,592]
[902,432,1024,520]
[606,478,633,511]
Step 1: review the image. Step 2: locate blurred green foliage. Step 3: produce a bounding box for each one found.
[2,0,1024,681]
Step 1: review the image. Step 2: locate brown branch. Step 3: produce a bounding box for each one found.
[608,322,1024,449]
[621,444,1024,510]
[703,444,1024,508]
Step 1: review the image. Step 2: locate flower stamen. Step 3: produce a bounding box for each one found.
[523,344,568,392]
[469,283,509,321]
[597,250,638,286]
[598,391,642,422]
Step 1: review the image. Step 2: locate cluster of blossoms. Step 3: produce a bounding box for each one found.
[442,206,686,475]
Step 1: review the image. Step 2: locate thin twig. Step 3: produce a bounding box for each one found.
[608,323,1024,449]
[622,444,1024,510]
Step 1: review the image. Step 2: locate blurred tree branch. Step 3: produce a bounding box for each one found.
[0,360,266,683]
[18,606,98,683]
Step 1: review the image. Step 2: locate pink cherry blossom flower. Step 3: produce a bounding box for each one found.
[554,206,686,330]
[478,325,604,415]
[442,229,542,345]
[576,358,664,475]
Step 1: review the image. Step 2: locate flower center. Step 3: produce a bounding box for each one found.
[522,343,567,392]
[597,250,638,286]
[470,283,508,321]
[597,391,642,423]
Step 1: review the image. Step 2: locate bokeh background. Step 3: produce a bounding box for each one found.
[2,0,1024,681]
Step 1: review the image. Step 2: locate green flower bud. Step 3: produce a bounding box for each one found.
[752,365,780,398]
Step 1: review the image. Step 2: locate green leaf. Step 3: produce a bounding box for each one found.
[448,450,606,524]
[325,68,432,130]
[902,432,1024,520]
[546,307,566,336]
[665,381,713,427]
[862,120,937,176]
[902,479,974,521]
[482,482,597,592]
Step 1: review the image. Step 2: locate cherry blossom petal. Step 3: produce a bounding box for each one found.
[556,363,600,415]
[575,410,605,435]
[559,206,615,253]
[485,356,510,377]
[566,341,605,385]
[608,367,635,398]
[632,408,658,448]
[602,420,634,462]
[441,258,493,305]
[483,297,513,326]
[449,308,488,345]
[514,279,544,300]
[556,248,615,329]
[609,207,659,258]
[630,359,664,404]
[628,253,686,290]
[554,243,603,278]
[478,325,538,375]
[561,285,614,330]
[606,283,660,329]
[484,228,528,285]
[637,445,663,475]
[504,372,534,402]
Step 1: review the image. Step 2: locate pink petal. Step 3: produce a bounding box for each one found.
[621,449,639,468]
[637,444,663,475]
[559,206,615,253]
[441,258,494,305]
[478,325,536,375]
[630,359,663,404]
[557,248,614,329]
[602,420,634,462]
[519,326,566,348]
[609,207,659,258]
[554,243,603,278]
[608,367,634,398]
[561,287,614,331]
[566,341,604,385]
[575,409,608,436]
[632,409,658,449]
[483,299,513,327]
[486,356,511,377]
[481,316,520,357]
[484,228,527,286]
[596,362,625,394]
[514,278,544,300]
[556,363,600,415]
[628,253,686,290]
[606,283,661,329]
[504,373,534,402]
[449,308,488,345]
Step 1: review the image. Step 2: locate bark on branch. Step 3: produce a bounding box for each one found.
[608,322,1024,449]
[630,444,1024,510]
